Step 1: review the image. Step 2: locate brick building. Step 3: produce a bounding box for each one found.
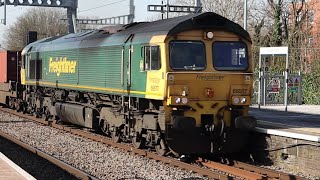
[288,0,320,72]
[300,0,319,46]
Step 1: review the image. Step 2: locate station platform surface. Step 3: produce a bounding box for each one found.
[249,105,320,142]
[0,152,36,180]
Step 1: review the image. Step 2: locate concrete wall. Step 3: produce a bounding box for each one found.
[248,132,320,177]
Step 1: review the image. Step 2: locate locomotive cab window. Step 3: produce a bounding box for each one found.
[169,41,206,70]
[212,41,248,71]
[21,56,25,69]
[25,54,30,77]
[144,46,161,71]
[29,59,42,80]
[28,53,42,80]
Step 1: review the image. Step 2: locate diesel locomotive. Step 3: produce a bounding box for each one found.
[0,12,256,156]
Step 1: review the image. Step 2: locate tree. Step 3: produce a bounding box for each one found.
[201,0,245,23]
[170,0,248,24]
[4,7,68,50]
[268,0,284,46]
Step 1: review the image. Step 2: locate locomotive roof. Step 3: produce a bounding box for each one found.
[22,12,251,53]
[117,12,250,40]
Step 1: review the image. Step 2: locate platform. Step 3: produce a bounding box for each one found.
[249,105,320,142]
[0,152,36,180]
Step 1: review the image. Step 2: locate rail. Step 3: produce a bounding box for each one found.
[0,107,307,180]
[0,128,98,180]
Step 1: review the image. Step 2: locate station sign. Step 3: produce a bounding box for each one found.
[260,47,289,56]
[288,77,300,93]
[271,77,280,93]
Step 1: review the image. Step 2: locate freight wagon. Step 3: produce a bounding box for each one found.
[0,50,22,106]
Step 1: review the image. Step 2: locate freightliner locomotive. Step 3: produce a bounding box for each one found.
[0,12,256,156]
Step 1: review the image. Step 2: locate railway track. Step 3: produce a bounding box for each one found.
[0,106,307,180]
[0,129,97,180]
[197,158,307,180]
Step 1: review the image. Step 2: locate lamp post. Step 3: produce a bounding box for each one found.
[194,0,202,13]
[166,0,169,19]
[244,0,247,30]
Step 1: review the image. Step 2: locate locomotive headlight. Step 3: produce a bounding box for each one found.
[240,97,247,104]
[182,97,188,104]
[233,97,240,104]
[175,97,181,104]
[206,31,214,39]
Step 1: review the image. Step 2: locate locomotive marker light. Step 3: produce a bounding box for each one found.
[232,96,250,105]
[175,97,181,104]
[240,97,247,104]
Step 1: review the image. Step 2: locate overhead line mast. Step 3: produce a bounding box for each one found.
[148,0,202,19]
[73,0,135,29]
[0,0,135,33]
[0,0,78,33]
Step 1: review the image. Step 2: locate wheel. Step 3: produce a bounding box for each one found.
[155,139,168,156]
[8,98,15,109]
[44,109,52,121]
[22,104,27,114]
[99,119,109,135]
[111,129,121,143]
[131,132,145,149]
[34,109,41,118]
[169,147,180,157]
[15,101,22,112]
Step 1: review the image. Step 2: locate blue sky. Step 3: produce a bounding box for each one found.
[0,0,168,44]
[77,0,164,21]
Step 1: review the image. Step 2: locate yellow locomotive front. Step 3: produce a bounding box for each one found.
[164,30,256,154]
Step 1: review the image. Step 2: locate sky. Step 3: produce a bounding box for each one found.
[0,0,170,45]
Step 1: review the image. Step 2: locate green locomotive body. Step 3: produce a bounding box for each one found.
[23,28,155,98]
[16,12,256,155]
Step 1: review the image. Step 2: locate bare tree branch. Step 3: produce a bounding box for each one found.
[4,7,68,50]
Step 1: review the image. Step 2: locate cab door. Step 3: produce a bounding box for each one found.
[144,45,165,100]
[123,38,148,97]
[123,44,132,93]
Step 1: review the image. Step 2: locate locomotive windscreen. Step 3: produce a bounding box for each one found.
[169,41,206,71]
[212,42,248,71]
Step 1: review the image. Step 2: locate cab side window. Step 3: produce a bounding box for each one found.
[28,52,42,80]
[29,59,42,80]
[144,46,161,71]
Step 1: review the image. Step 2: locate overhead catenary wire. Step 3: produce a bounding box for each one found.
[78,0,128,14]
[0,6,24,15]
